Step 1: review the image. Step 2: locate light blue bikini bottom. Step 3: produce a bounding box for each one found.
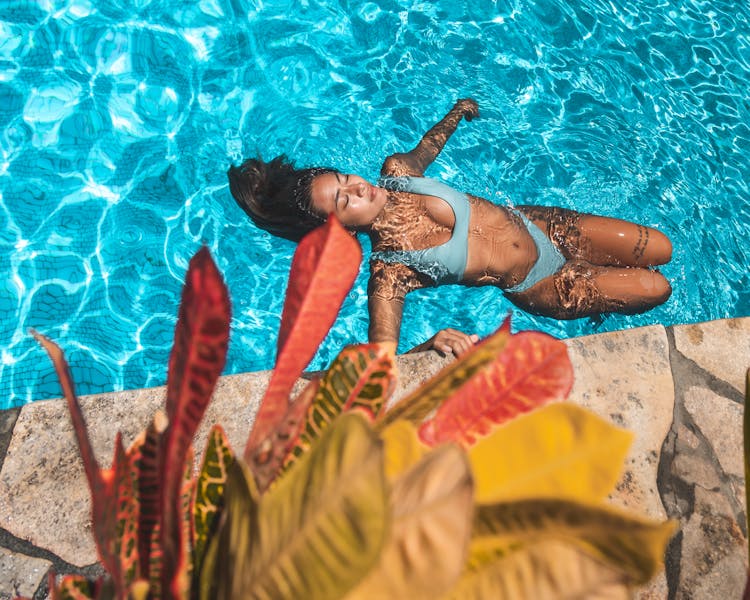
[505,211,566,293]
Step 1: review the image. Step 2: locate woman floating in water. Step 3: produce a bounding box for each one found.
[228,99,672,357]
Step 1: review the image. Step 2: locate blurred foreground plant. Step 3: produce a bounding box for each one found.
[32,216,674,599]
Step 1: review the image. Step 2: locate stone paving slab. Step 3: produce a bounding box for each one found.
[565,324,674,520]
[673,318,750,392]
[0,549,50,600]
[0,318,748,598]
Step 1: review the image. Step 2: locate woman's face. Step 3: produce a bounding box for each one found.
[309,172,388,228]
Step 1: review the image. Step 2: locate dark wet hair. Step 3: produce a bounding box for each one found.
[227,155,335,242]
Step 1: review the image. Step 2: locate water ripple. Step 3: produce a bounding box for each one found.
[1,0,748,407]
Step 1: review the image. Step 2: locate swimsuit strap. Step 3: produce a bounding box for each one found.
[371,176,470,284]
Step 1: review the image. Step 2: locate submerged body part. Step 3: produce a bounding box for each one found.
[228,98,673,357]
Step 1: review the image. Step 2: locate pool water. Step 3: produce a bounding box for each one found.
[1,0,749,408]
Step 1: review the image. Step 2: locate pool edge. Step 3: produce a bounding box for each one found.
[1,316,748,599]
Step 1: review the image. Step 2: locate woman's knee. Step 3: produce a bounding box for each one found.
[647,229,672,265]
[648,271,672,304]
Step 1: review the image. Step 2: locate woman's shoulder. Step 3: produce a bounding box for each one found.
[380,153,423,177]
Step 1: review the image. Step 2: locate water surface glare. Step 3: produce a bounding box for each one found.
[1,0,749,407]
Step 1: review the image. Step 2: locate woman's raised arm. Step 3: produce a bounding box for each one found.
[381,98,479,177]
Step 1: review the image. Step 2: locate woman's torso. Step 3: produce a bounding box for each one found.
[370,187,539,289]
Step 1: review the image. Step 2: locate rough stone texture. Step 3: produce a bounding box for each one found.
[0,407,20,475]
[564,325,674,600]
[0,386,163,566]
[565,325,674,520]
[659,320,749,599]
[1,318,748,598]
[672,317,750,392]
[684,386,745,507]
[0,548,49,599]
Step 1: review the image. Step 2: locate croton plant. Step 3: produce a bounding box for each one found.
[31,215,675,599]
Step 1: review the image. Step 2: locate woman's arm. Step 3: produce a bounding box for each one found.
[381,98,479,177]
[368,260,478,357]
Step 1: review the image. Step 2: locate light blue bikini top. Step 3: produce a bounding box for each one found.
[370,176,470,284]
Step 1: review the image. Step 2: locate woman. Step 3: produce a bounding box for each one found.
[228,99,672,357]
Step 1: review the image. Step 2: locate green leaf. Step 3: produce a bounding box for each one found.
[192,424,235,578]
[250,412,388,600]
[284,343,396,471]
[199,460,260,600]
[378,317,512,428]
[448,539,631,599]
[53,574,96,599]
[473,498,675,585]
[419,330,573,447]
[347,444,474,599]
[468,403,633,504]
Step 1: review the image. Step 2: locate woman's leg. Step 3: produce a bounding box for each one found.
[518,206,672,268]
[506,261,672,319]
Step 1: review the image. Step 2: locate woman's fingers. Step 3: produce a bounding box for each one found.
[432,328,479,356]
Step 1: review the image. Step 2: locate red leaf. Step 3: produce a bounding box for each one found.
[244,215,361,460]
[127,412,167,582]
[250,378,320,493]
[113,435,139,590]
[159,247,230,598]
[418,330,574,447]
[31,331,121,581]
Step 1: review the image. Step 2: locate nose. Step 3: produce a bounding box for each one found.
[346,181,367,198]
[353,181,366,197]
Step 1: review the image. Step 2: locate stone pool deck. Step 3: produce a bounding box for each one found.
[1,317,748,599]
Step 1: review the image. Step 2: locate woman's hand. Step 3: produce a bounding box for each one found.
[454,98,479,121]
[409,328,479,357]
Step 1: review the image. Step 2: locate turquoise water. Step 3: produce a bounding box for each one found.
[1,0,749,408]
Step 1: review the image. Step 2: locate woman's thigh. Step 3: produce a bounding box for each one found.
[505,261,672,319]
[517,206,672,268]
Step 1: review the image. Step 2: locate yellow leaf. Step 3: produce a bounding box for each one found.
[348,445,474,599]
[469,403,633,504]
[446,539,631,600]
[250,412,388,600]
[380,419,428,482]
[472,498,676,585]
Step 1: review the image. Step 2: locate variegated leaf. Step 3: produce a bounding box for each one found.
[192,424,235,577]
[284,343,396,470]
[199,459,260,600]
[51,574,96,600]
[419,330,573,447]
[129,411,167,581]
[114,436,140,586]
[378,318,512,428]
[245,216,362,459]
[32,331,121,582]
[250,377,319,493]
[249,413,387,599]
[160,247,230,598]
